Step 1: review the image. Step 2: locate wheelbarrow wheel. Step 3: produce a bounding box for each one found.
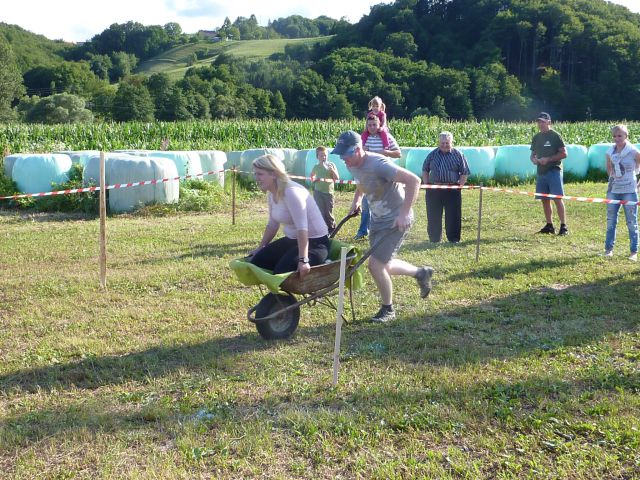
[254,293,300,340]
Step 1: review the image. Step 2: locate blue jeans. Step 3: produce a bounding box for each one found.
[356,196,370,236]
[605,191,638,253]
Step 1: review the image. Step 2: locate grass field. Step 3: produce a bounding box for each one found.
[1,181,639,478]
[135,37,329,80]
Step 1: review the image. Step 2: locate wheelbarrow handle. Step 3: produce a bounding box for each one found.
[329,207,361,239]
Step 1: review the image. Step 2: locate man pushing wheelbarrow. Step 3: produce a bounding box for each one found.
[331,130,434,323]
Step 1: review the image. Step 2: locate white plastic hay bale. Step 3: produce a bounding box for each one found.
[55,150,100,167]
[113,149,153,157]
[12,154,72,194]
[281,148,299,174]
[3,154,31,179]
[145,151,203,179]
[226,151,243,169]
[240,148,285,177]
[456,146,496,180]
[83,153,179,212]
[494,145,536,178]
[564,144,588,178]
[193,150,227,186]
[294,149,314,185]
[587,144,612,173]
[404,147,436,177]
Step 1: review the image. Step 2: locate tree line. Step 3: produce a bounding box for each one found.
[1,0,639,124]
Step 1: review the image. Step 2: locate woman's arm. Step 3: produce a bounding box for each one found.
[605,154,612,176]
[296,229,311,279]
[283,186,313,279]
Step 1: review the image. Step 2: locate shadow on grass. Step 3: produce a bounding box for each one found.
[447,255,584,281]
[0,210,97,222]
[1,273,638,446]
[0,331,272,394]
[176,241,255,260]
[408,236,516,252]
[2,271,637,390]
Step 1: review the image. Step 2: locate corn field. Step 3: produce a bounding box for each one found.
[0,119,637,154]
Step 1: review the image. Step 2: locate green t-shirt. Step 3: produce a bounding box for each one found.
[311,162,336,194]
[530,129,565,175]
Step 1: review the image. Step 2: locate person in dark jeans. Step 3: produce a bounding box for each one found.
[422,131,471,243]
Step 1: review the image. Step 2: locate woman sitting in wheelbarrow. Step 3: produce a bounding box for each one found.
[248,154,329,279]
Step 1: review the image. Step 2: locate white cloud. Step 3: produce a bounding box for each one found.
[3,0,638,43]
[2,0,381,42]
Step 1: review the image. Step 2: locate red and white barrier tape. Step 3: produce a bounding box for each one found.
[0,169,225,200]
[478,186,640,205]
[1,167,638,206]
[263,170,640,205]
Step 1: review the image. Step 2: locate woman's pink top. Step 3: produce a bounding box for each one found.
[267,181,328,239]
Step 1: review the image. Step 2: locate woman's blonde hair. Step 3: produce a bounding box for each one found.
[611,124,629,137]
[368,96,386,112]
[252,154,289,202]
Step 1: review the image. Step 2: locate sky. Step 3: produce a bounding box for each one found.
[2,0,639,43]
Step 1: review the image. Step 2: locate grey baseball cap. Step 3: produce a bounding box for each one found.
[331,130,361,155]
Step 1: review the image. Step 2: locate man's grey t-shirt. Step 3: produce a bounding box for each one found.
[347,152,411,231]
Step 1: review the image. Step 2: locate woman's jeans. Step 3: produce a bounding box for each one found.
[605,191,638,253]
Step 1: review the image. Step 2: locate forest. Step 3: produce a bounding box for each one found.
[1,0,639,123]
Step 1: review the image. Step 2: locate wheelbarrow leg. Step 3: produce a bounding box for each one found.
[349,284,356,324]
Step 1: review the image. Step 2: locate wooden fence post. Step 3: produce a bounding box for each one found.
[475,184,484,262]
[99,151,107,289]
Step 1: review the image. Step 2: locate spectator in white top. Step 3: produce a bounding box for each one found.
[604,124,640,261]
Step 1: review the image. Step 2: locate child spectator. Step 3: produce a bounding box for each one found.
[361,96,390,150]
[311,146,339,232]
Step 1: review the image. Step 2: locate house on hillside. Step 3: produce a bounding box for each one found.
[198,30,224,42]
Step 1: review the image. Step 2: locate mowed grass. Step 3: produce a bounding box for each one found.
[136,37,329,79]
[0,182,639,479]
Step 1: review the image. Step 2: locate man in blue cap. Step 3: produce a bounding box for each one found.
[332,130,434,323]
[530,112,568,235]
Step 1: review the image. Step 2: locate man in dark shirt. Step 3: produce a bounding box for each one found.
[422,131,471,243]
[530,112,568,235]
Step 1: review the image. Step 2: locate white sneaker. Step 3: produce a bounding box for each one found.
[604,250,613,258]
[629,253,638,262]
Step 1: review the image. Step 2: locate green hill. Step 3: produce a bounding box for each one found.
[136,37,330,79]
[0,23,70,73]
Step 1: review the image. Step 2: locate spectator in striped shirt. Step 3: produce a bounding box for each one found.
[422,131,471,243]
